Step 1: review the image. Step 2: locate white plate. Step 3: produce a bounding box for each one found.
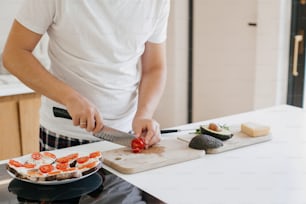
[6,151,103,185]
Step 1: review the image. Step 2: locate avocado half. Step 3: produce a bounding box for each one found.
[200,125,233,141]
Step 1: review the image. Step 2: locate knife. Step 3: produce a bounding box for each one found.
[53,107,135,147]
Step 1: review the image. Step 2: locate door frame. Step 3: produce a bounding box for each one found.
[287,0,306,107]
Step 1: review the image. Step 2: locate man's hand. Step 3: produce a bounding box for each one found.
[132,117,161,149]
[65,93,104,134]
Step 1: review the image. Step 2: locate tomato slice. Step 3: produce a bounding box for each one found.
[85,161,98,169]
[66,153,79,160]
[9,159,23,167]
[56,162,69,170]
[131,137,145,153]
[77,156,90,164]
[43,152,56,159]
[23,163,36,168]
[39,164,54,173]
[31,152,42,160]
[89,151,102,158]
[57,153,78,163]
[56,156,69,163]
[79,161,98,169]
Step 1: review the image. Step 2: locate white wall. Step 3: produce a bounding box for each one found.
[0,0,49,74]
[154,0,189,128]
[0,0,23,52]
[0,0,24,74]
[158,0,292,127]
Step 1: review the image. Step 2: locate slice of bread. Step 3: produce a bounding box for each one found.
[6,151,102,183]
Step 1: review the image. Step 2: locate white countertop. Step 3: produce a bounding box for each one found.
[0,75,34,97]
[2,105,306,203]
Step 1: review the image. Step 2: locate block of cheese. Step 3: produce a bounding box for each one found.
[241,122,270,137]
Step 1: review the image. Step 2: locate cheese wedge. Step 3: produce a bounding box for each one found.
[241,122,270,137]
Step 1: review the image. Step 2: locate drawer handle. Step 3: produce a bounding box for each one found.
[292,35,303,77]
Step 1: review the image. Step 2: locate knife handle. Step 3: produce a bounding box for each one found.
[53,107,72,120]
[160,129,179,134]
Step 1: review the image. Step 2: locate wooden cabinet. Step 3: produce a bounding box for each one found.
[0,93,41,160]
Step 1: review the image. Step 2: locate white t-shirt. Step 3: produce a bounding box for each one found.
[16,0,170,140]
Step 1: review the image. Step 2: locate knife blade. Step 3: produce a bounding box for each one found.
[53,107,135,147]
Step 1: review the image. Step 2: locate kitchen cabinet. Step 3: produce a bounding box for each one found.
[0,92,41,160]
[192,0,257,121]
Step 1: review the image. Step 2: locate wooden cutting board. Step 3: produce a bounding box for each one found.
[102,138,204,174]
[178,126,272,154]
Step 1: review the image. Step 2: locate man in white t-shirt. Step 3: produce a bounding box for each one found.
[3,1,169,203]
[3,0,169,151]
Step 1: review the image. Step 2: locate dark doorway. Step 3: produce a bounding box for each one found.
[287,0,306,107]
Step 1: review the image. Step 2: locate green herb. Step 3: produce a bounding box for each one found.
[219,124,230,130]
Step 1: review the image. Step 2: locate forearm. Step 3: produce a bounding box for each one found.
[135,64,167,119]
[3,47,103,132]
[135,42,167,119]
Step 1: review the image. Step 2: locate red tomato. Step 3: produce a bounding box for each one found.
[131,137,145,153]
[9,160,23,167]
[132,147,141,153]
[66,153,79,160]
[56,162,68,170]
[31,152,42,160]
[57,153,79,163]
[77,156,90,164]
[89,151,102,158]
[23,163,35,168]
[84,161,98,169]
[43,152,56,159]
[56,156,69,163]
[39,164,54,173]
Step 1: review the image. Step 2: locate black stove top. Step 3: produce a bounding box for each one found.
[0,163,165,204]
[0,163,103,204]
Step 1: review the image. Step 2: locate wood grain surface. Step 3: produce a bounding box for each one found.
[102,138,204,174]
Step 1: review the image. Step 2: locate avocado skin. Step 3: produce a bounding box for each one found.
[200,126,233,141]
[188,134,223,150]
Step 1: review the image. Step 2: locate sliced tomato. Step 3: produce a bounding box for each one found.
[9,159,23,167]
[56,156,69,163]
[39,164,54,173]
[66,153,79,160]
[89,151,102,158]
[57,153,78,163]
[31,152,42,160]
[56,162,69,170]
[77,156,90,164]
[23,163,36,168]
[131,137,145,153]
[80,161,98,169]
[43,152,56,159]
